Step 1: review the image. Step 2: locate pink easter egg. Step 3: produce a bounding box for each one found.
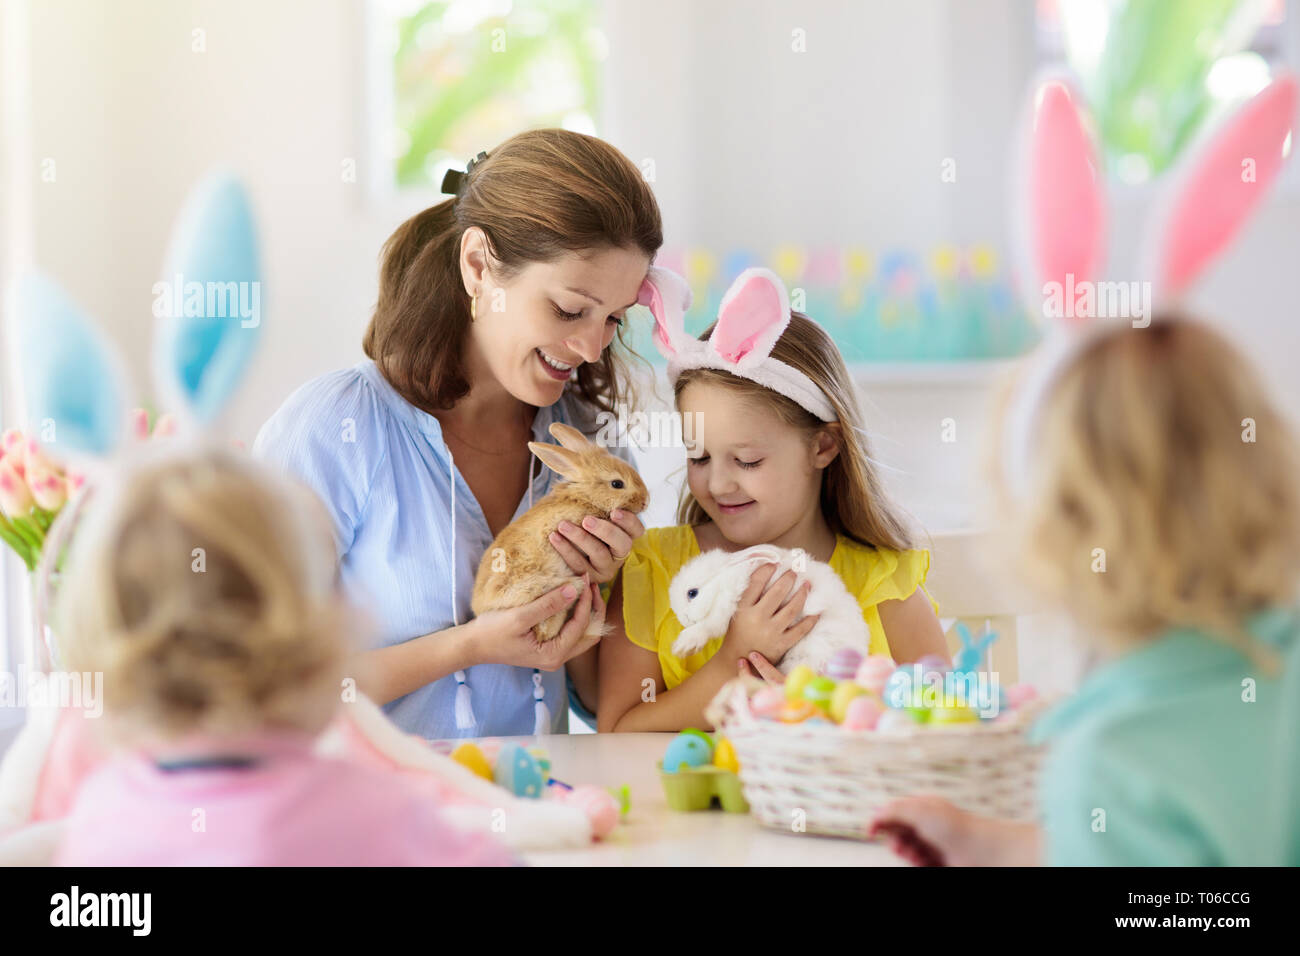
[854,655,896,695]
[561,785,620,840]
[750,686,786,719]
[1005,684,1038,709]
[841,695,884,731]
[825,648,864,681]
[916,654,950,677]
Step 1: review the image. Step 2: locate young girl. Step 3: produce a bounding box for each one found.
[51,446,517,866]
[870,318,1300,866]
[597,268,949,732]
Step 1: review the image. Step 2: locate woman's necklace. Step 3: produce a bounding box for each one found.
[438,403,536,456]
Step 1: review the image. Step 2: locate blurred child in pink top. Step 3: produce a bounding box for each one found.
[52,447,516,867]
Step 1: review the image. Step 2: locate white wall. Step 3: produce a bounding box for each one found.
[9,1,1299,686]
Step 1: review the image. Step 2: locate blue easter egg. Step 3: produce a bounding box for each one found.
[883,667,915,709]
[494,743,545,799]
[662,731,713,774]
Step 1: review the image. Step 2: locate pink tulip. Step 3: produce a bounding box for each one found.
[66,468,87,493]
[28,468,67,511]
[21,437,57,476]
[153,413,177,438]
[131,407,151,440]
[0,459,35,517]
[1,429,22,454]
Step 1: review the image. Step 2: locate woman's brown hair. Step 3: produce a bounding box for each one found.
[363,129,663,414]
[674,313,915,552]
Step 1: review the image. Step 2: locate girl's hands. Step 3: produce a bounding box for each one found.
[739,653,785,682]
[468,577,606,672]
[721,565,820,667]
[867,796,1041,866]
[548,508,644,585]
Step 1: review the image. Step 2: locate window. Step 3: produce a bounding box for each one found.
[370,0,605,193]
[1036,0,1291,184]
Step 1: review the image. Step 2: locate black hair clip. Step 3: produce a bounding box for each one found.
[440,150,489,197]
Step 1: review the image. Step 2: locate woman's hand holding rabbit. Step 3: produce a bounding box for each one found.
[548,508,645,585]
[720,565,820,667]
[469,577,606,671]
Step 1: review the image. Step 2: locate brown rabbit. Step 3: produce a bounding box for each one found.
[470,422,649,642]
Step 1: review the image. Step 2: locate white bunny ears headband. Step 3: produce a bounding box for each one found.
[636,266,839,422]
[1002,72,1298,494]
[8,171,279,666]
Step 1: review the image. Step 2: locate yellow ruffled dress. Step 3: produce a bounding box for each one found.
[620,525,934,689]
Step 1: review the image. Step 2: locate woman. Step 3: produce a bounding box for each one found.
[254,129,661,737]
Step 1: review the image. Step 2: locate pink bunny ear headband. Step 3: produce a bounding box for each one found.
[1002,72,1298,495]
[637,266,839,423]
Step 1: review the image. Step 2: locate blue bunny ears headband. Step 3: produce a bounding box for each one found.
[8,171,265,668]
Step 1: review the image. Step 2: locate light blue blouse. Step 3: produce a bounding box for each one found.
[252,359,634,739]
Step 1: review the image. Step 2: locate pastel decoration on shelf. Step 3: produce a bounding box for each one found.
[1006,683,1038,709]
[951,621,998,674]
[659,730,750,814]
[661,728,714,773]
[494,743,544,799]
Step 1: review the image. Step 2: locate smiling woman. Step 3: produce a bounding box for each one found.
[254,129,663,739]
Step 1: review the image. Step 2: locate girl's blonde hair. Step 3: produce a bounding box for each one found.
[674,312,914,551]
[992,317,1300,657]
[57,447,353,743]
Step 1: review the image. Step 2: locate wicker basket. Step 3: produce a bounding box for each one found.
[705,678,1046,840]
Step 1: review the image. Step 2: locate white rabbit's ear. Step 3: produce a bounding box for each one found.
[152,171,262,429]
[637,266,692,360]
[1010,76,1107,325]
[709,269,790,370]
[11,272,132,463]
[1140,72,1297,304]
[727,545,782,569]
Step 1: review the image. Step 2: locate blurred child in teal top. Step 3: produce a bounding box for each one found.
[869,319,1300,866]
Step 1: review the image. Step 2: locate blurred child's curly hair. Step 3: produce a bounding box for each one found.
[57,446,355,742]
[991,317,1300,660]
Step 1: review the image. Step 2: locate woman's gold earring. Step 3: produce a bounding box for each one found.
[471,294,477,322]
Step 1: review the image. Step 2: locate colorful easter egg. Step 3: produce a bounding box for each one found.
[494,743,545,798]
[750,686,786,719]
[450,742,493,780]
[662,730,714,773]
[825,648,864,681]
[931,706,979,725]
[875,710,916,734]
[841,695,884,731]
[1006,683,1038,709]
[854,655,896,695]
[905,706,933,724]
[778,700,818,723]
[559,785,620,839]
[802,676,837,711]
[883,667,916,709]
[784,665,817,701]
[916,654,950,678]
[829,681,869,723]
[713,737,740,773]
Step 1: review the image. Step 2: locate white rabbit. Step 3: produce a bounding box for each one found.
[668,545,870,674]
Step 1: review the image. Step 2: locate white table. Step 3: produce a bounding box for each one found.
[514,733,903,866]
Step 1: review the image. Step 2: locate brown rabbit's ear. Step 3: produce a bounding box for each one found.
[528,440,582,480]
[548,422,593,451]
